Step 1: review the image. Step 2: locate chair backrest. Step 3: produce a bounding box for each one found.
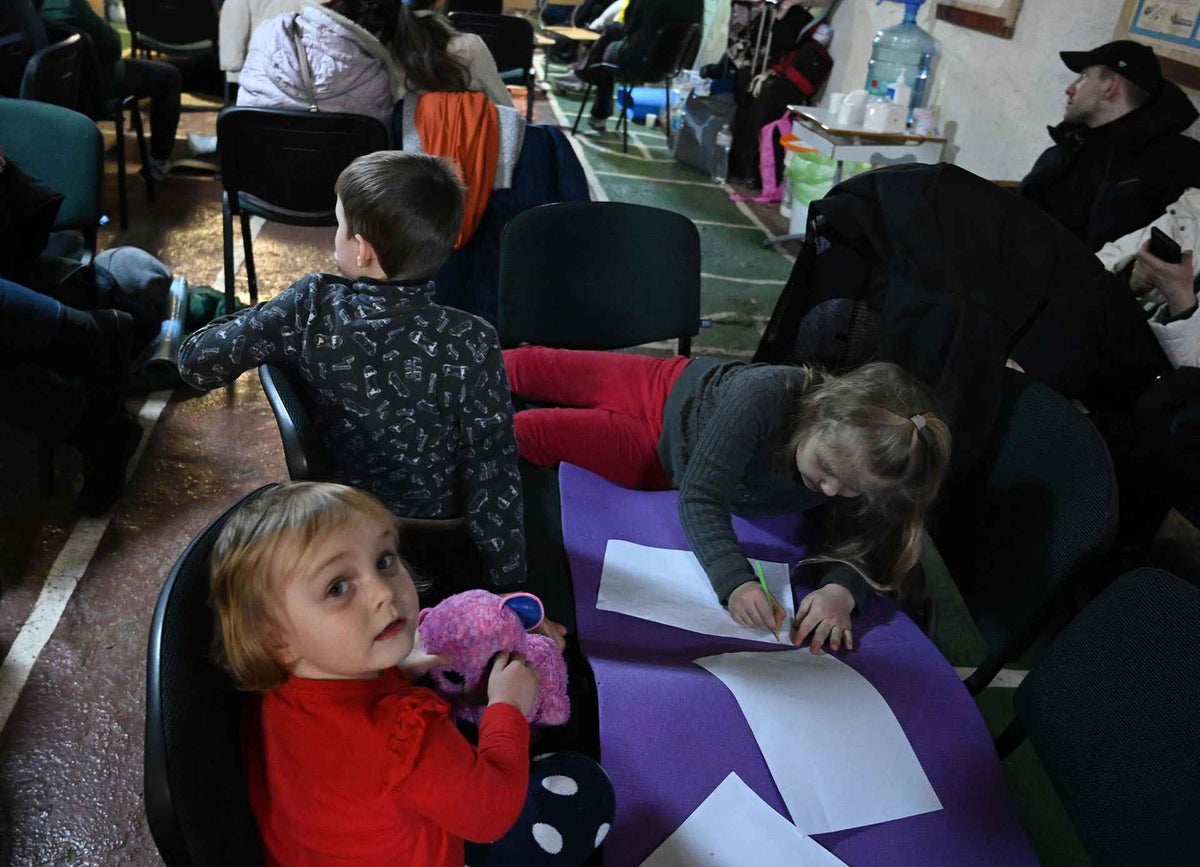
[124,0,219,56]
[448,12,533,74]
[0,97,101,250]
[258,363,336,482]
[1014,568,1200,866]
[145,486,274,867]
[498,201,701,353]
[446,0,504,14]
[640,21,700,82]
[217,106,390,225]
[933,369,1117,690]
[18,33,81,109]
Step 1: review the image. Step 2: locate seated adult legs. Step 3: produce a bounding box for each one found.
[121,58,182,165]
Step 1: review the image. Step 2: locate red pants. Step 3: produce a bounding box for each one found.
[503,347,691,490]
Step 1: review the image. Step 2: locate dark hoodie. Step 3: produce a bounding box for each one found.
[1019,80,1200,250]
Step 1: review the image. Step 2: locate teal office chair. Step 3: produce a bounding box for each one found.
[0,97,102,260]
[933,369,1117,695]
[497,201,701,354]
[1002,568,1200,865]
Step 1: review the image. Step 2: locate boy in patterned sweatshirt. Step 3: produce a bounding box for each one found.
[179,152,526,589]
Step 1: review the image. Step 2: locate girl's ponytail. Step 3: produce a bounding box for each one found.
[788,362,953,597]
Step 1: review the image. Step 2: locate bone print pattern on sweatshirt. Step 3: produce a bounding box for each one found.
[178,274,526,587]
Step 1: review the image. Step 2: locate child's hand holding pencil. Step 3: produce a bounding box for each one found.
[726,563,788,643]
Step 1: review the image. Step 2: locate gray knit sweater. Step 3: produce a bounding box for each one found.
[659,358,869,608]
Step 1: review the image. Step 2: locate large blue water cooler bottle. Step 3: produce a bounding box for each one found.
[864,0,937,117]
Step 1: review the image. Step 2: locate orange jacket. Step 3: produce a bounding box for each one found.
[414,91,500,247]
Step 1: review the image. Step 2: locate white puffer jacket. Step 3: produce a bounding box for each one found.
[1097,188,1200,368]
[236,0,403,127]
[219,0,304,81]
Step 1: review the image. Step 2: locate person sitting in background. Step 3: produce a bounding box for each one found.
[218,0,304,89]
[392,0,512,109]
[35,0,181,180]
[237,0,405,126]
[237,0,511,129]
[1019,40,1200,251]
[551,0,701,133]
[178,152,528,593]
[1097,187,1199,368]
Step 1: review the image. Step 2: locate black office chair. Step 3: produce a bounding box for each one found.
[257,363,336,482]
[145,485,274,866]
[571,22,700,153]
[497,201,700,354]
[933,369,1117,695]
[18,33,81,108]
[445,0,504,14]
[448,12,536,122]
[999,568,1200,866]
[123,0,223,106]
[216,107,389,311]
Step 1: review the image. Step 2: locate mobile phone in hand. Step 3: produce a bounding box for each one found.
[1149,226,1183,265]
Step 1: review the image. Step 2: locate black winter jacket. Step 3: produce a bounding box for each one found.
[756,163,1167,476]
[1019,81,1200,250]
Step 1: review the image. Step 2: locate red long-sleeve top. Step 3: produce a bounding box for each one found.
[243,668,530,866]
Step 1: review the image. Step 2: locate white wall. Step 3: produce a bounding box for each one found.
[821,0,1200,181]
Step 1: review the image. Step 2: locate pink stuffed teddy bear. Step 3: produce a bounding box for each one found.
[417,589,570,726]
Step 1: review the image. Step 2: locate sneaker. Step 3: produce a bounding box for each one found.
[587,117,607,133]
[146,158,172,182]
[187,132,218,156]
[552,72,587,95]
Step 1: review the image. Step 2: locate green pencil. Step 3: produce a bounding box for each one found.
[752,560,787,645]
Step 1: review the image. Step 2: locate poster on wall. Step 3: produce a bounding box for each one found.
[934,0,1023,39]
[1114,0,1200,89]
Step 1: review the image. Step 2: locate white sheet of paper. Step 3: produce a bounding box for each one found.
[641,773,849,867]
[695,651,942,836]
[597,540,794,644]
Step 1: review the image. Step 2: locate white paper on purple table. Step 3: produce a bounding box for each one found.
[597,540,794,644]
[695,650,942,836]
[640,772,849,867]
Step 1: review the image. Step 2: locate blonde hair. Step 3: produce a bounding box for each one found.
[788,362,952,596]
[209,482,401,692]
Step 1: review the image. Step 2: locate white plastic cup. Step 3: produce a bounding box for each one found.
[828,92,845,115]
[912,107,937,136]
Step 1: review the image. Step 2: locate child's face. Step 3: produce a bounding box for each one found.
[795,435,863,499]
[274,515,419,680]
[333,198,362,279]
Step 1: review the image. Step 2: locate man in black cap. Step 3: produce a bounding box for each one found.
[1020,40,1200,250]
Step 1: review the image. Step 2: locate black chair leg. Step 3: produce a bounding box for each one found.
[240,212,258,306]
[663,78,672,149]
[113,105,129,230]
[129,99,156,203]
[994,717,1026,760]
[525,70,534,123]
[571,82,593,135]
[222,192,236,314]
[38,441,55,495]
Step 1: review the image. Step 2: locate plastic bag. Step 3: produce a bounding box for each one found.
[784,151,871,210]
[673,91,738,176]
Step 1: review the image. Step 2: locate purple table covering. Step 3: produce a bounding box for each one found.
[559,463,1037,867]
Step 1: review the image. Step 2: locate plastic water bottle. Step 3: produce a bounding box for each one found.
[712,124,732,183]
[864,0,936,119]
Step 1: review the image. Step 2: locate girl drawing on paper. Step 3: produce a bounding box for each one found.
[503,349,952,652]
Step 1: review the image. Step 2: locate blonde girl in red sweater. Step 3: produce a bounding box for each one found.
[210,482,613,866]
